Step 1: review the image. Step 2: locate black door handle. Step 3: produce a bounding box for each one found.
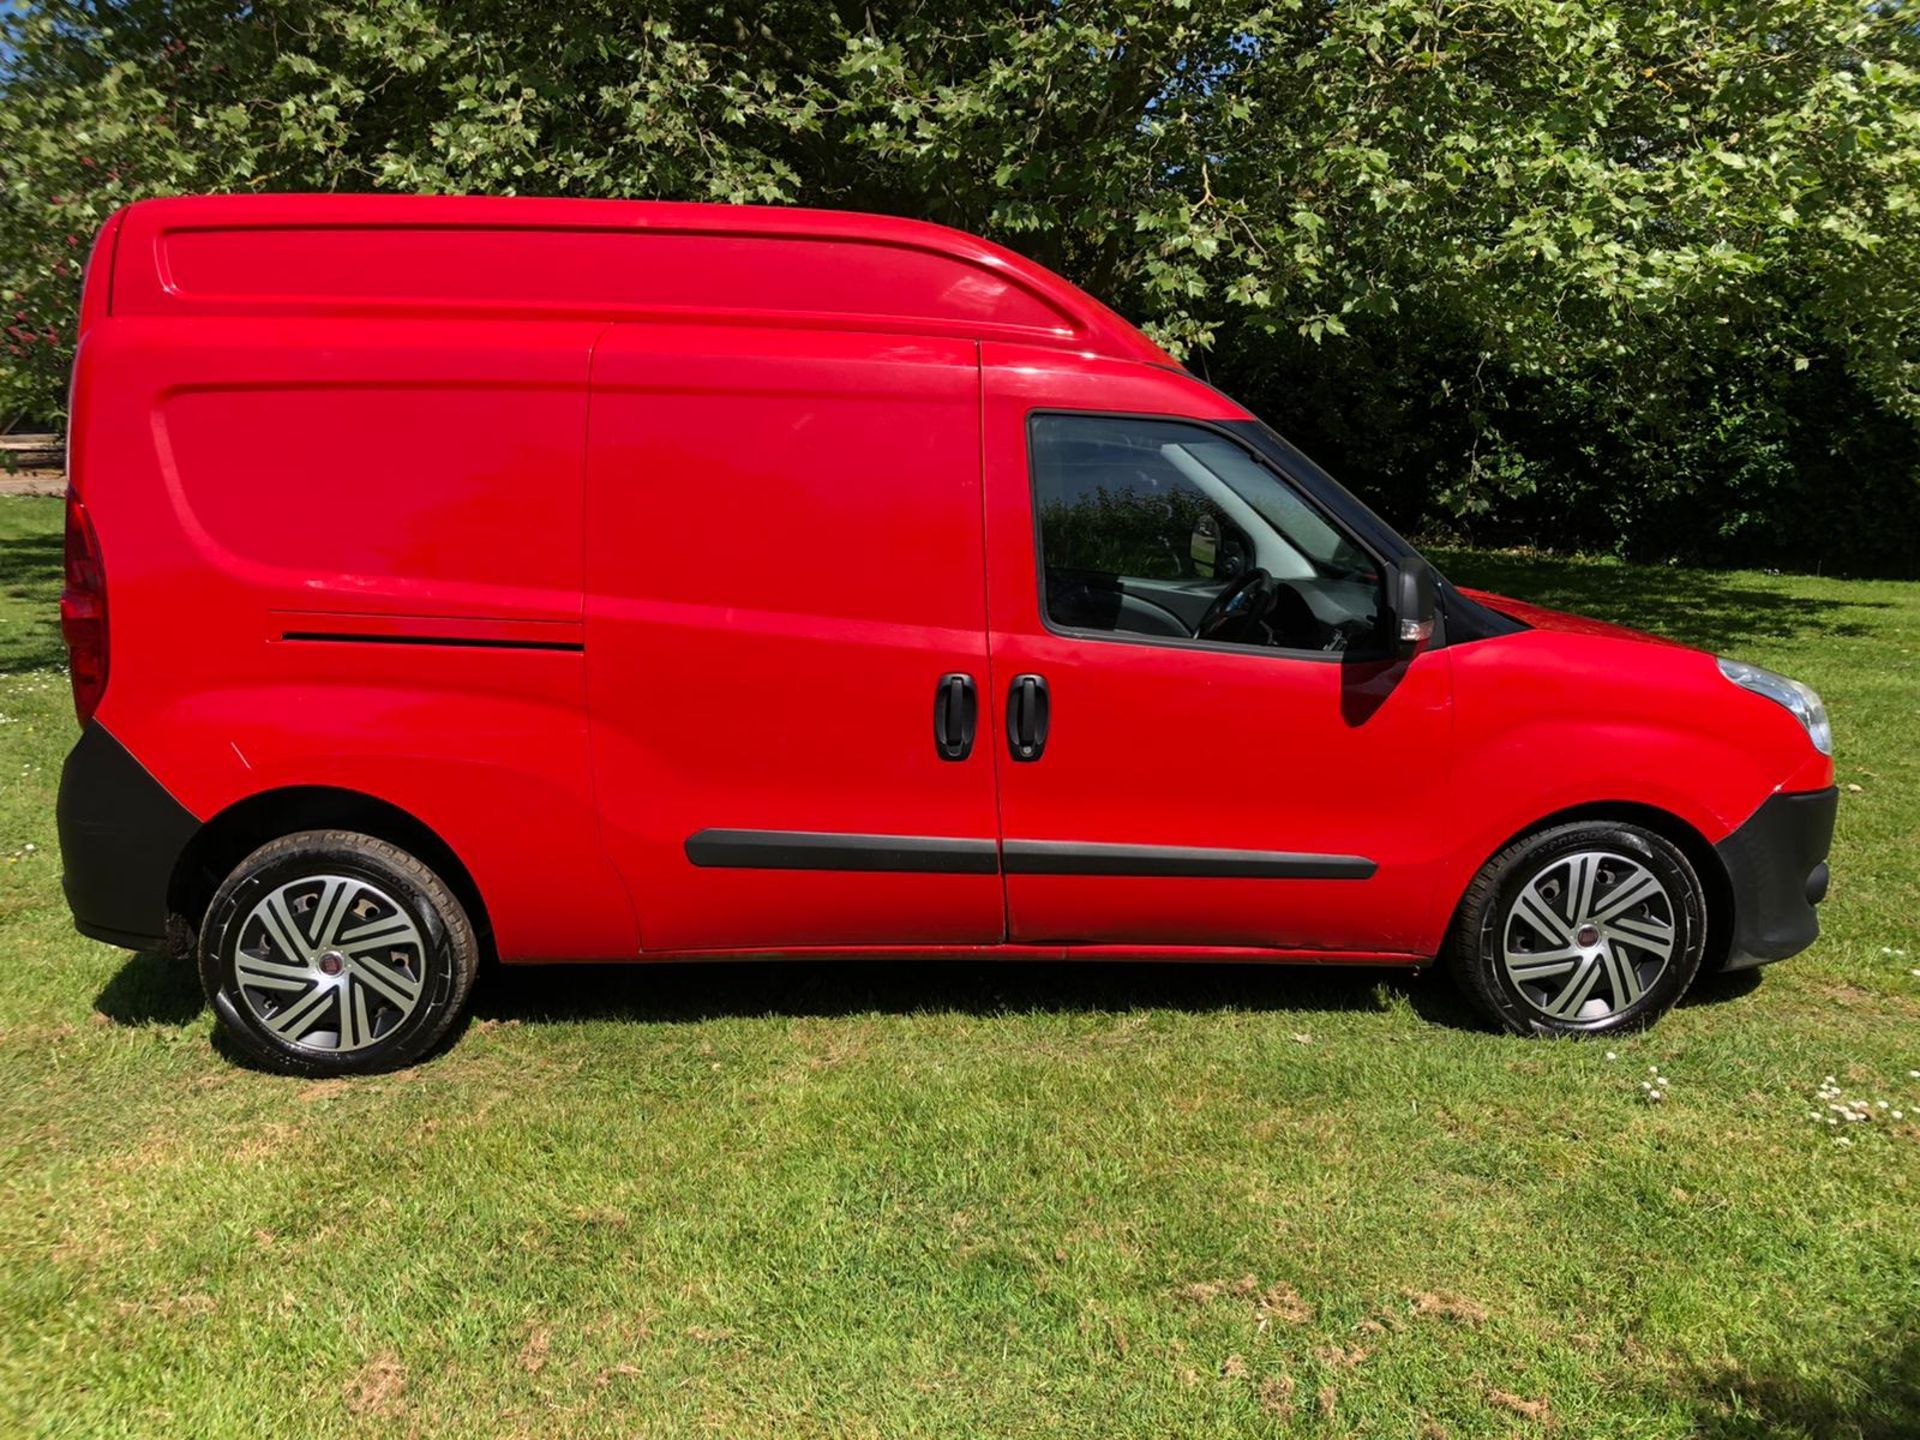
[934,673,977,761]
[1006,674,1049,762]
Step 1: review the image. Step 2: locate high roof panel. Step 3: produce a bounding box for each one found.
[108,194,1173,366]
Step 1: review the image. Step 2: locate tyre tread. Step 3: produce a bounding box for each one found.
[1445,820,1705,1038]
[197,829,478,1075]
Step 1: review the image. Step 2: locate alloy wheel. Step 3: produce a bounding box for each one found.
[1500,849,1677,1021]
[232,874,426,1053]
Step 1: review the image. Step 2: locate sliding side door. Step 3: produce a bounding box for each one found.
[585,326,1004,952]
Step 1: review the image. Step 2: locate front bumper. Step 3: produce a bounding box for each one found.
[57,721,201,950]
[1714,786,1837,971]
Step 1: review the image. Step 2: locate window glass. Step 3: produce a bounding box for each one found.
[1031,414,1386,653]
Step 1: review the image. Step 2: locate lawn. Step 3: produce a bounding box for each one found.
[1,492,1916,1438]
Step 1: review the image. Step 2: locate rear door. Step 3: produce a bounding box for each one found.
[585,325,1004,952]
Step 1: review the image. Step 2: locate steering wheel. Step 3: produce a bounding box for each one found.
[1195,566,1275,643]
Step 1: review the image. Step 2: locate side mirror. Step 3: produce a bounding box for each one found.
[1391,556,1438,658]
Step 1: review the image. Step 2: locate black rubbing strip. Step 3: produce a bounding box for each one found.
[685,829,1000,874]
[281,632,583,653]
[684,830,1375,880]
[1001,839,1375,880]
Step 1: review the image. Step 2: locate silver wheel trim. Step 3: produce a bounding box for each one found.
[233,874,427,1054]
[1500,849,1677,1021]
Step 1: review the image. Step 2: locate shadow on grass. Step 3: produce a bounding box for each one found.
[1683,1323,1920,1439]
[94,945,1772,1034]
[468,956,1489,1029]
[475,955,1779,1030]
[92,948,1484,1030]
[93,948,205,1027]
[1680,966,1764,1009]
[95,951,1504,1076]
[1432,548,1889,653]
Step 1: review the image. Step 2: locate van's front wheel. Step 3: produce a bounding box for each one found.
[1448,821,1707,1037]
[198,830,479,1074]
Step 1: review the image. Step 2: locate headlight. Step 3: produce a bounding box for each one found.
[1717,657,1832,755]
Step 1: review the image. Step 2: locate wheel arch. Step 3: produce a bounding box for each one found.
[1462,800,1735,974]
[168,786,494,958]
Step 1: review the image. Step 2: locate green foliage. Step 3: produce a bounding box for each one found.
[4,1,1920,571]
[1042,489,1218,580]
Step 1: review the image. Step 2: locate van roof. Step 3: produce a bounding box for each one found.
[106,194,1177,367]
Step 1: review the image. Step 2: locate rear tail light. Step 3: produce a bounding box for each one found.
[61,486,109,724]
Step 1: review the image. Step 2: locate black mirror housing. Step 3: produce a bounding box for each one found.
[1391,557,1438,658]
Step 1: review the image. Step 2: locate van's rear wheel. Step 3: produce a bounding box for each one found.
[1447,821,1707,1037]
[198,830,478,1074]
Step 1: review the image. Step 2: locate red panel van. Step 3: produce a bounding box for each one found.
[55,196,1836,1072]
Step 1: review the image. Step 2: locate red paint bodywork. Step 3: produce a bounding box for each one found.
[1457,587,1678,646]
[65,195,1832,964]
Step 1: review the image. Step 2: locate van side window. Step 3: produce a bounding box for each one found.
[1030,414,1387,654]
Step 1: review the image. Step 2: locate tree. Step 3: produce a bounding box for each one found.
[5,1,1919,573]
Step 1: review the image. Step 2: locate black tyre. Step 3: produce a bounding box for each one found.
[198,830,479,1074]
[1447,821,1707,1037]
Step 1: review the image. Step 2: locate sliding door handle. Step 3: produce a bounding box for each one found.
[933,673,977,760]
[1006,673,1049,762]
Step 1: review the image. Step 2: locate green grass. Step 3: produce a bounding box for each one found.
[2,493,1917,1438]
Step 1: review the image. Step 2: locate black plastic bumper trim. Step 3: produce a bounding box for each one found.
[685,829,1000,874]
[57,721,201,950]
[1002,839,1375,880]
[1715,786,1838,971]
[73,917,169,950]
